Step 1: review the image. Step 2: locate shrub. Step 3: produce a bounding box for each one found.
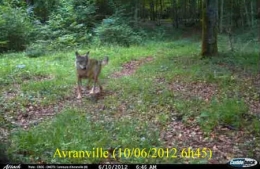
[0,4,33,52]
[32,0,96,50]
[25,41,47,58]
[72,0,97,27]
[94,16,143,47]
[30,0,60,23]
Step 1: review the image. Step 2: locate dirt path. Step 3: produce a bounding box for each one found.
[109,56,153,78]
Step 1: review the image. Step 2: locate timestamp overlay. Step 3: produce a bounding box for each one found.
[112,147,212,160]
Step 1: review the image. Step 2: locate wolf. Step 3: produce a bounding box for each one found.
[75,51,109,99]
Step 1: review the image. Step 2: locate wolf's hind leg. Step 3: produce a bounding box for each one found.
[97,79,103,92]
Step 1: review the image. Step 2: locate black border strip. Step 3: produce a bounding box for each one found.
[0,164,239,169]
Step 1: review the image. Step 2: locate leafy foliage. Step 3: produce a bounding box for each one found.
[0,4,33,52]
[25,41,47,57]
[31,0,96,50]
[30,0,60,23]
[95,16,143,46]
[72,0,97,27]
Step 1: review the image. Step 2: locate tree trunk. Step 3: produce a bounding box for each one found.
[141,0,145,20]
[258,0,260,73]
[159,0,163,24]
[155,0,158,20]
[240,1,245,27]
[134,0,139,28]
[190,0,196,22]
[184,0,187,25]
[219,0,224,33]
[198,0,202,19]
[172,0,179,28]
[251,0,254,27]
[244,0,250,27]
[150,1,155,21]
[201,0,218,57]
[230,0,233,28]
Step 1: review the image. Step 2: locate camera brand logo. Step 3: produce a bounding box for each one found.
[3,164,21,169]
[229,158,258,168]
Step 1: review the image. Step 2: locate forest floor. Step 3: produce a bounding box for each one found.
[0,36,260,164]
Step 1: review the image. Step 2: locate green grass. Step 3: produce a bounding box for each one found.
[1,35,260,164]
[8,109,162,163]
[197,98,248,132]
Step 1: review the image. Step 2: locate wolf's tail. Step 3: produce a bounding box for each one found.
[101,56,109,66]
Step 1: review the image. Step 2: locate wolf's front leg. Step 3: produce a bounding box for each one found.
[86,79,92,92]
[90,83,96,94]
[77,78,82,99]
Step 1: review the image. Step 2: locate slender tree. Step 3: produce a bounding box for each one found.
[201,0,218,57]
[134,0,139,28]
[172,0,179,28]
[251,0,254,26]
[257,0,260,73]
[219,0,223,32]
[244,0,250,27]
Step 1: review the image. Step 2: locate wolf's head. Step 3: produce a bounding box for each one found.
[75,51,89,70]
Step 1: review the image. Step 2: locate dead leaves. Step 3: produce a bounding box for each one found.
[4,102,65,129]
[161,116,254,163]
[162,75,260,163]
[168,81,218,102]
[110,56,153,78]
